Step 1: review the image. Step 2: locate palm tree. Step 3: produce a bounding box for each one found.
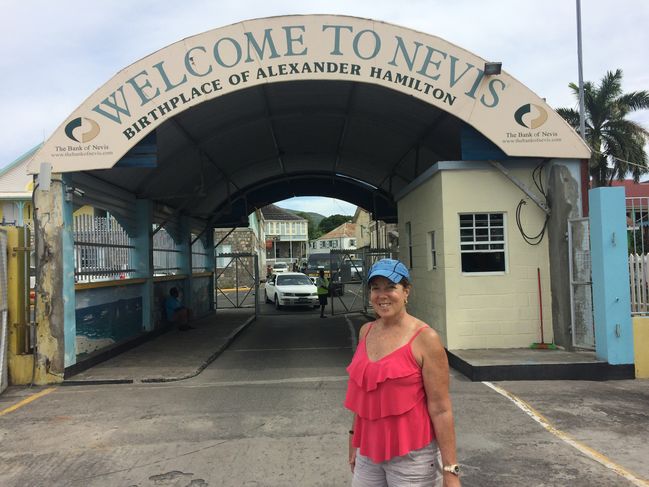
[557,69,649,187]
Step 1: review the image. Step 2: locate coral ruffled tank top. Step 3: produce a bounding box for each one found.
[344,323,435,463]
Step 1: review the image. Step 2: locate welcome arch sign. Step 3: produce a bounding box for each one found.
[28,15,589,173]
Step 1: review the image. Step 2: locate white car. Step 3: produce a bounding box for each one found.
[349,259,363,281]
[265,272,319,309]
[271,262,289,274]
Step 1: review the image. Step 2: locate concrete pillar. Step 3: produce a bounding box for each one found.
[589,187,634,364]
[33,174,76,383]
[133,200,154,331]
[547,163,582,350]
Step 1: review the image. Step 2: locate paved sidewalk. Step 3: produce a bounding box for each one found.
[66,309,255,384]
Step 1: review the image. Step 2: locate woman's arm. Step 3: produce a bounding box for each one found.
[349,413,357,472]
[418,328,461,486]
[348,322,371,474]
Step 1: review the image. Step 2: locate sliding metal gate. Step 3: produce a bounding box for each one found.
[214,253,259,316]
[330,248,395,316]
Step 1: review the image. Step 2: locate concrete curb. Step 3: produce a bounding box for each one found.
[62,378,134,386]
[140,315,256,383]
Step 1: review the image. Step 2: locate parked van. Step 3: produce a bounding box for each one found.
[306,253,344,296]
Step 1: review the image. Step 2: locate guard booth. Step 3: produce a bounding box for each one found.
[19,14,595,383]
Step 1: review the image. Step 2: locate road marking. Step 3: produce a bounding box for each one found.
[483,381,649,486]
[0,387,56,416]
[161,375,350,388]
[232,346,351,352]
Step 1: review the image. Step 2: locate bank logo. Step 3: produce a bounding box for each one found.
[64,117,100,142]
[514,104,548,129]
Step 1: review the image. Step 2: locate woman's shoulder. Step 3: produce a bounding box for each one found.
[411,321,443,352]
[358,321,375,341]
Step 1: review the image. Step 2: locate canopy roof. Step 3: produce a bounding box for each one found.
[28,15,589,226]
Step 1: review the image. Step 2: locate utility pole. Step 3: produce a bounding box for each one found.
[576,0,586,140]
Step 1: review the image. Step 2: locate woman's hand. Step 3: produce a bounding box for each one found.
[348,436,356,473]
[443,472,461,486]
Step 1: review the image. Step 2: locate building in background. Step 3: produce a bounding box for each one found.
[0,146,39,227]
[260,204,308,266]
[369,219,399,251]
[308,222,357,254]
[214,209,266,288]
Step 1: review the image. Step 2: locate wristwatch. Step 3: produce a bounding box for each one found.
[443,464,460,476]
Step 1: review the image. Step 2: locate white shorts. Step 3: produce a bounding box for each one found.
[352,441,443,487]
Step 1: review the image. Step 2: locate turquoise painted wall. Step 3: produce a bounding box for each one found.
[75,284,144,358]
[589,187,634,364]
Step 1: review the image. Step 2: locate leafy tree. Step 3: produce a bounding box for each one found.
[556,69,649,187]
[295,211,322,239]
[318,214,352,234]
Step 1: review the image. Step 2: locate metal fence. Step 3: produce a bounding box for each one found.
[627,196,649,314]
[153,226,180,275]
[191,234,209,272]
[73,214,134,282]
[568,218,595,349]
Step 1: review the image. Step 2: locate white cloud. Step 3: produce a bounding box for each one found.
[275,197,356,217]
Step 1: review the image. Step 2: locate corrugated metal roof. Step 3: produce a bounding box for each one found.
[260,204,306,221]
[320,222,356,239]
[610,180,649,199]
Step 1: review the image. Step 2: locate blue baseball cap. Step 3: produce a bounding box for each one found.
[367,259,410,284]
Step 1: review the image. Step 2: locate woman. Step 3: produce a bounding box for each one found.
[345,259,461,486]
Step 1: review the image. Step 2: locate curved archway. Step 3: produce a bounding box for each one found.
[29,14,588,175]
[25,15,598,383]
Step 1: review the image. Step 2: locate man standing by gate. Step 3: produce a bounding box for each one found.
[316,269,329,318]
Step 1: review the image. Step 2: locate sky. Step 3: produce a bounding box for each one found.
[1,0,648,215]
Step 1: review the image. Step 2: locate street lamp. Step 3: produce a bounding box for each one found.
[484,62,502,76]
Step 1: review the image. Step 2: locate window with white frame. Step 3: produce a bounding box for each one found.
[459,213,506,273]
[428,231,437,270]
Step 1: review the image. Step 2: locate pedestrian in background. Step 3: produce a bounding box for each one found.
[315,268,329,318]
[345,258,461,486]
[165,287,194,331]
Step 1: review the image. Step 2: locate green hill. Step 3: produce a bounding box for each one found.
[285,209,325,227]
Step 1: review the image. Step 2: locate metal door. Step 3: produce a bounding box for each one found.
[214,253,259,316]
[568,218,595,349]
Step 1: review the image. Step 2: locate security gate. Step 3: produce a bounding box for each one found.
[330,248,395,316]
[568,218,595,349]
[214,253,259,315]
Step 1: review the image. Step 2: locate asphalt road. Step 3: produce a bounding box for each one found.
[217,282,368,316]
[1,313,648,486]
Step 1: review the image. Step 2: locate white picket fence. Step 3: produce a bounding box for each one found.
[628,196,649,315]
[629,253,649,314]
